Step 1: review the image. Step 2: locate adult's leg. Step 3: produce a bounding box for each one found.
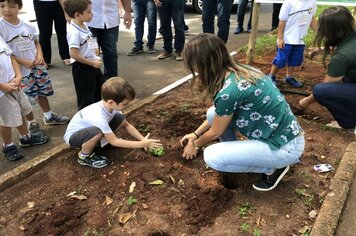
[202,0,217,34]
[171,0,185,53]
[52,0,70,60]
[90,27,119,79]
[271,3,282,29]
[132,0,146,49]
[157,1,173,52]
[33,0,54,64]
[204,136,305,173]
[146,0,157,48]
[217,0,232,43]
[313,82,356,128]
[237,0,248,28]
[247,0,254,30]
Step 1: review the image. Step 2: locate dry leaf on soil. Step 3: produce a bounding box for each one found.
[118,209,137,225]
[129,181,136,193]
[105,195,114,205]
[149,180,164,185]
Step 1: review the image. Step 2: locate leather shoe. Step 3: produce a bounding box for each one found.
[157,51,173,59]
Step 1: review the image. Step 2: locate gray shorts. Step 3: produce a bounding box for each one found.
[0,90,32,127]
[68,113,126,149]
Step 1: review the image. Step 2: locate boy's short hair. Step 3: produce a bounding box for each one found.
[0,0,22,8]
[101,77,136,104]
[63,0,91,18]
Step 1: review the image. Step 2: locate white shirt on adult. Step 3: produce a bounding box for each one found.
[279,0,317,45]
[87,0,120,29]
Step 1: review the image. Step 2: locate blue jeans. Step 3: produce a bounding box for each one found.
[132,0,157,49]
[237,0,253,29]
[203,107,305,173]
[202,0,232,43]
[157,0,185,53]
[313,78,356,129]
[88,26,118,79]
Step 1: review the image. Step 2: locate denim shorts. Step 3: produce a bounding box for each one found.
[20,66,54,98]
[272,44,305,68]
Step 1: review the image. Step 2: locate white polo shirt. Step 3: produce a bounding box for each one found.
[0,36,15,98]
[67,22,100,61]
[0,18,38,77]
[87,0,120,29]
[279,0,317,45]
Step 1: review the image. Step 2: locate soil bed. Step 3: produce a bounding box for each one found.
[0,52,354,236]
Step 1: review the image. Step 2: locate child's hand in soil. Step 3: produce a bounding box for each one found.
[141,133,162,149]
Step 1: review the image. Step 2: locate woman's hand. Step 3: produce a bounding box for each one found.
[180,133,197,147]
[182,141,198,160]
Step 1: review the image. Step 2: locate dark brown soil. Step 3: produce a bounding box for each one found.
[0,51,354,236]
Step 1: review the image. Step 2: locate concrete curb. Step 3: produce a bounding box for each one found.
[0,73,193,193]
[310,142,356,236]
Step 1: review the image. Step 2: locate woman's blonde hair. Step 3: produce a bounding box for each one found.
[182,33,263,99]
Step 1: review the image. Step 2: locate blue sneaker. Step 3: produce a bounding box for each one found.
[285,76,302,88]
[234,26,244,34]
[268,74,277,85]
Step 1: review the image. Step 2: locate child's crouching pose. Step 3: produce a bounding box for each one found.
[64,77,162,168]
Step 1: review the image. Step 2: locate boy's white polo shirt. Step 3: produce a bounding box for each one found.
[87,0,120,29]
[64,101,122,145]
[67,22,100,62]
[0,18,38,77]
[279,0,317,45]
[0,36,15,98]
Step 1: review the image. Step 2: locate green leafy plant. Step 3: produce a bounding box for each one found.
[137,124,149,133]
[295,188,314,207]
[83,229,101,236]
[148,146,165,157]
[253,228,262,236]
[240,223,250,232]
[127,196,137,205]
[239,202,255,216]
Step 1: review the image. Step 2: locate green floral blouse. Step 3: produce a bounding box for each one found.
[214,73,301,150]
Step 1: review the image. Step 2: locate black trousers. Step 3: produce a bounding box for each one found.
[33,0,70,64]
[72,62,105,110]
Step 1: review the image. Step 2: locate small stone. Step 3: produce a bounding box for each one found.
[286,214,290,219]
[0,216,7,224]
[308,210,317,218]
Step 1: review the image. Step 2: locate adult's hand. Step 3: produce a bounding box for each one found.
[154,0,162,7]
[182,141,198,160]
[123,11,132,29]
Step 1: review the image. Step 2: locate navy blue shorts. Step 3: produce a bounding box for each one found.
[272,44,305,68]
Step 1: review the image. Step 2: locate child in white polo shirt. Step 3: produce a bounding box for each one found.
[63,0,105,110]
[0,0,70,128]
[0,35,48,161]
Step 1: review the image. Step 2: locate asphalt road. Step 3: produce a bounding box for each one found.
[0,4,274,175]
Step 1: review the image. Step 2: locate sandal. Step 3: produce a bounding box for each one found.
[2,145,24,161]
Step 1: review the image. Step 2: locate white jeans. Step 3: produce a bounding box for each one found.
[204,106,305,173]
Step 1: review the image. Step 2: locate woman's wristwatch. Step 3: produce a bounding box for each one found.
[192,140,201,150]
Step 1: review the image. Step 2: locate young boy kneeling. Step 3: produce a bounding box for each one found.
[64,77,161,168]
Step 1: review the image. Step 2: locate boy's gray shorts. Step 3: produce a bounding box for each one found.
[68,113,125,149]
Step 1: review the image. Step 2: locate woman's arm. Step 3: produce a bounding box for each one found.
[182,114,233,159]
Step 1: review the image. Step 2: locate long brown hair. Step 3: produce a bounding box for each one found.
[182,33,262,99]
[315,6,355,67]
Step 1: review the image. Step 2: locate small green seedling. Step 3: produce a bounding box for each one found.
[148,146,165,157]
[127,196,137,205]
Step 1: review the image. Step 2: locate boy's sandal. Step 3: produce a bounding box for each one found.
[2,145,24,161]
